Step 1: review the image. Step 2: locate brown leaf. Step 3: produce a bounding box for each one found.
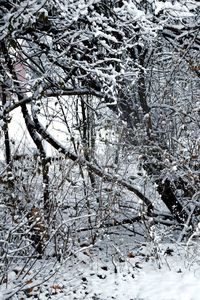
[51,284,63,292]
[25,280,33,294]
[26,280,33,285]
[127,252,135,258]
[25,287,33,294]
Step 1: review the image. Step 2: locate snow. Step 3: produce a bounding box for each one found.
[58,244,200,300]
[133,269,200,300]
[1,1,200,299]
[155,1,195,17]
[2,238,200,300]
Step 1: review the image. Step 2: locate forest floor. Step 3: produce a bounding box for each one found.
[1,228,200,300]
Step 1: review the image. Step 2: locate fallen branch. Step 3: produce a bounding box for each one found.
[76,213,176,234]
[76,215,142,233]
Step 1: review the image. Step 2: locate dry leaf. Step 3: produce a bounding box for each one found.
[51,284,63,293]
[83,248,92,257]
[127,252,135,258]
[25,280,33,294]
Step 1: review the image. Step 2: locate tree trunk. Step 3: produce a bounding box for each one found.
[156,179,188,223]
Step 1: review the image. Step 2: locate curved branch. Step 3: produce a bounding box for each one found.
[30,109,153,213]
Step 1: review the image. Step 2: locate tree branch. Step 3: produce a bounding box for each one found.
[30,110,153,213]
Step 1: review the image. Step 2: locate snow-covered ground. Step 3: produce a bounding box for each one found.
[1,235,200,300]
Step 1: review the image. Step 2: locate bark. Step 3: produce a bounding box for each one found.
[1,86,11,165]
[28,113,154,213]
[0,41,12,165]
[1,40,51,227]
[80,97,96,188]
[156,179,188,223]
[76,212,175,234]
[21,104,50,224]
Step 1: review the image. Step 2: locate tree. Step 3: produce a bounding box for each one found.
[1,1,200,298]
[0,0,199,266]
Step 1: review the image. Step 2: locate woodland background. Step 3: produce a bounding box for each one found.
[0,1,200,298]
